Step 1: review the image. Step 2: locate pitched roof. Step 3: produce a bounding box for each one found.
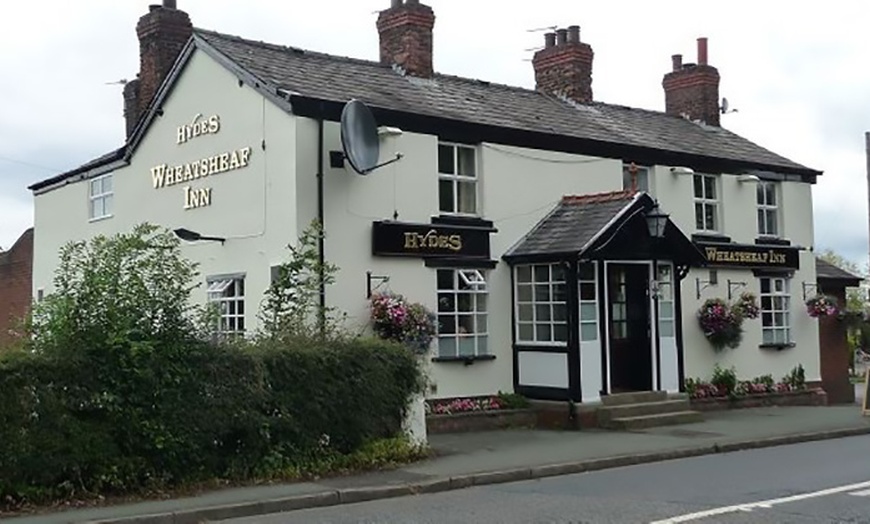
[816,258,863,285]
[31,27,820,192]
[195,29,817,176]
[504,190,639,259]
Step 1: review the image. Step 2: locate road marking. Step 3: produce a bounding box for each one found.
[649,480,870,523]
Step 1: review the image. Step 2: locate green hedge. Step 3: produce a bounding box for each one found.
[0,337,422,506]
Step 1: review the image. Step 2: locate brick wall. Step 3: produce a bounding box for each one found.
[817,284,854,404]
[376,0,435,78]
[662,38,720,126]
[532,26,594,104]
[0,228,34,346]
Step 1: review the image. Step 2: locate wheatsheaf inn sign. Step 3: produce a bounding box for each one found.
[149,114,253,210]
[695,241,800,270]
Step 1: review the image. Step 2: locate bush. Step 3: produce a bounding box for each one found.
[0,337,422,508]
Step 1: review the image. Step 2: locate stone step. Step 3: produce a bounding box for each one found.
[601,390,668,406]
[604,410,704,431]
[597,399,691,423]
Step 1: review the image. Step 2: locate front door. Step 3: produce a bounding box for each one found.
[607,263,653,392]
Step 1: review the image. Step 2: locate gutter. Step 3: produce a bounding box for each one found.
[316,104,326,336]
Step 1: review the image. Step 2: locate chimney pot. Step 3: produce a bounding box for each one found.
[567,25,580,43]
[697,37,708,65]
[671,54,682,71]
[162,0,177,8]
[555,28,568,46]
[390,0,402,6]
[544,32,556,48]
[406,0,419,5]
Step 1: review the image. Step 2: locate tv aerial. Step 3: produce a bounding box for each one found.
[339,99,403,175]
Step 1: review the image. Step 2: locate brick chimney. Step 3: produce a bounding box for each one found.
[662,37,721,126]
[376,0,435,78]
[532,25,594,104]
[124,0,193,137]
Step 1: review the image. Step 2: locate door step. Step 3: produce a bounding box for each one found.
[597,399,692,423]
[601,390,669,406]
[604,410,704,430]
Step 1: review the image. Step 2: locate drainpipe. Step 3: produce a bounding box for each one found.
[317,104,326,336]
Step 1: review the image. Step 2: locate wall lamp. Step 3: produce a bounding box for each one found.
[173,228,226,245]
[738,174,761,183]
[670,166,695,175]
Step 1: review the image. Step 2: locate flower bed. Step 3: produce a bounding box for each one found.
[686,364,826,410]
[425,392,536,434]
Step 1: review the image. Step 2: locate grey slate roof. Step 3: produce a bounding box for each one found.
[195,29,817,176]
[816,258,863,284]
[504,191,638,258]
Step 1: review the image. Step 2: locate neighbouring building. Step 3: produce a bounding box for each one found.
[816,258,863,404]
[29,1,824,404]
[0,228,34,346]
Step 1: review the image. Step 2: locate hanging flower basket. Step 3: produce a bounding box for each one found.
[735,292,760,319]
[697,298,745,351]
[369,292,437,354]
[805,294,838,318]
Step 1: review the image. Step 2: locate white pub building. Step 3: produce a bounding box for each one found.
[31,1,822,411]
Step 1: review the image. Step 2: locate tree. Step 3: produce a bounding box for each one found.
[817,248,867,313]
[29,223,210,353]
[257,219,346,342]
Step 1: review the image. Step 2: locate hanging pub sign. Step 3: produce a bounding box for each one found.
[694,241,800,270]
[372,221,493,259]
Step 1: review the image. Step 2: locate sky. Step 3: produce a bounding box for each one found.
[1,1,869,267]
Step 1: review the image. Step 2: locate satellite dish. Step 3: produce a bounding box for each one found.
[341,99,381,175]
[339,99,404,175]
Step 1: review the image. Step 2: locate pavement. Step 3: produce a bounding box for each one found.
[5,389,870,524]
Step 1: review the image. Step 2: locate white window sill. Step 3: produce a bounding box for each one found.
[89,214,114,223]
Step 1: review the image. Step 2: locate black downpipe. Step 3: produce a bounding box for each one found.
[317,108,326,335]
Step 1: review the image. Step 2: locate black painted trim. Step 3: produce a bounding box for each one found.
[566,260,582,402]
[675,270,686,393]
[653,261,662,392]
[759,343,796,351]
[691,233,732,244]
[752,269,797,278]
[431,215,497,231]
[424,258,499,269]
[288,96,822,181]
[510,267,519,394]
[516,385,570,401]
[432,355,497,364]
[515,345,570,354]
[754,237,792,246]
[598,261,609,396]
[503,253,575,265]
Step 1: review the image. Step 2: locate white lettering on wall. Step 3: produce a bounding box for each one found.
[177,114,221,145]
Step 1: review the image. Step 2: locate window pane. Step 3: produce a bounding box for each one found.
[765,183,776,205]
[90,199,99,219]
[518,323,533,341]
[581,322,598,341]
[553,284,567,302]
[517,284,532,302]
[704,204,716,231]
[766,210,777,236]
[756,181,764,205]
[552,264,565,282]
[693,175,703,198]
[534,265,550,283]
[457,147,476,177]
[704,176,716,199]
[660,302,673,318]
[438,293,455,312]
[553,323,568,342]
[457,294,473,312]
[757,209,765,234]
[760,278,771,294]
[535,304,552,321]
[437,269,454,290]
[439,337,457,358]
[438,144,454,174]
[476,314,487,333]
[478,335,488,355]
[518,304,533,321]
[475,294,487,312]
[438,179,454,212]
[438,315,456,335]
[457,181,476,214]
[103,195,113,216]
[659,319,674,337]
[536,324,552,342]
[102,175,113,193]
[534,285,551,302]
[90,179,100,196]
[580,282,596,301]
[517,266,532,283]
[457,315,474,334]
[580,303,597,321]
[762,312,773,327]
[578,263,595,281]
[553,303,567,321]
[695,203,705,230]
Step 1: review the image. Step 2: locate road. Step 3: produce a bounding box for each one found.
[220,435,870,523]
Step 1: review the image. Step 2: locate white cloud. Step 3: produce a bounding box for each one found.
[1,0,868,267]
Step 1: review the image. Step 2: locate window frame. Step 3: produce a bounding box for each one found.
[760,276,792,346]
[88,173,114,222]
[436,268,489,358]
[207,274,246,337]
[514,263,569,346]
[757,180,779,238]
[437,142,480,217]
[693,173,720,233]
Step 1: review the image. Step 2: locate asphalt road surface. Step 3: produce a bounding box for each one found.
[221,435,870,523]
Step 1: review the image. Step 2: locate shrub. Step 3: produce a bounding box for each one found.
[0,337,422,508]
